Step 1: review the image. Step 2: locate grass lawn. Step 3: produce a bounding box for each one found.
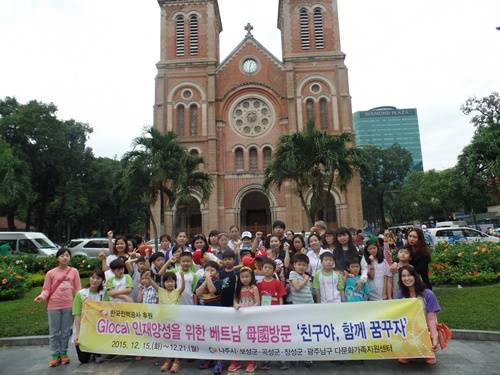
[0,282,498,338]
[434,283,500,331]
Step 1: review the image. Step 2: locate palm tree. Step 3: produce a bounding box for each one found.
[264,121,359,227]
[123,127,212,248]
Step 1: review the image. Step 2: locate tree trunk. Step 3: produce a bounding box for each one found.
[148,206,159,252]
[379,192,387,229]
[298,189,314,228]
[7,210,16,231]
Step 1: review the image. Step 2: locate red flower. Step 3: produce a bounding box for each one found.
[1,278,8,285]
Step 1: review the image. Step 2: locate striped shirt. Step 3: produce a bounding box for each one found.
[288,271,314,304]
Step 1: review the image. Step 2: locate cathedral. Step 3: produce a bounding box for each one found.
[153,0,363,236]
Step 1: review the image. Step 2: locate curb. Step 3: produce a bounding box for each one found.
[1,330,499,347]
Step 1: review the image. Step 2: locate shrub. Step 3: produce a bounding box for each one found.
[26,273,45,287]
[430,242,500,286]
[0,261,29,301]
[0,255,100,275]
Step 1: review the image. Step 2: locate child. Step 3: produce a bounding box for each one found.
[72,269,107,364]
[149,252,167,285]
[257,258,286,306]
[397,265,440,365]
[312,252,344,304]
[148,271,185,372]
[288,253,314,305]
[125,255,149,301]
[137,271,158,304]
[363,241,391,301]
[196,261,225,374]
[219,250,239,307]
[228,267,260,373]
[344,260,369,302]
[387,248,411,299]
[34,248,81,367]
[105,258,134,303]
[177,251,199,305]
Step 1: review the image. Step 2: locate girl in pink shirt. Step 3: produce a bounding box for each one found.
[34,248,81,367]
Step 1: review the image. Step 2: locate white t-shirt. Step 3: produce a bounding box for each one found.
[177,270,197,306]
[367,260,391,301]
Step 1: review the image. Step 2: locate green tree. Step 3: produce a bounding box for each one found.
[264,121,359,226]
[359,144,413,229]
[0,138,32,230]
[123,127,212,247]
[458,92,500,204]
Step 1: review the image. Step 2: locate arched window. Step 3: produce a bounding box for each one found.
[189,15,199,55]
[263,147,272,168]
[299,8,310,50]
[189,104,198,136]
[249,147,258,172]
[313,8,325,49]
[319,98,328,130]
[189,149,199,157]
[306,98,315,124]
[235,147,244,171]
[176,105,185,137]
[176,15,185,56]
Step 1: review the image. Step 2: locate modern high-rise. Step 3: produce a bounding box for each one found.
[151,0,364,236]
[353,106,423,171]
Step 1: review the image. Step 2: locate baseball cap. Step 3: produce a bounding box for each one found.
[255,249,267,258]
[241,231,252,239]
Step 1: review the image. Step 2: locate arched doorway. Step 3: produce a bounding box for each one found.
[316,193,338,229]
[240,191,271,234]
[175,197,202,238]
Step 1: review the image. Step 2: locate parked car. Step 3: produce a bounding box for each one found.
[0,232,60,256]
[428,227,500,244]
[65,238,111,258]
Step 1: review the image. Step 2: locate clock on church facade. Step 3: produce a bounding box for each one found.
[153,0,363,236]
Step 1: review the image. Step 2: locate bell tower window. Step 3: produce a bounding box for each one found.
[189,15,199,55]
[299,8,310,50]
[176,15,185,56]
[313,8,325,49]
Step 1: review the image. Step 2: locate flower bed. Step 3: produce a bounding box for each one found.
[0,255,100,276]
[430,242,500,286]
[0,262,29,301]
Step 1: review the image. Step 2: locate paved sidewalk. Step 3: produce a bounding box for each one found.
[0,339,499,375]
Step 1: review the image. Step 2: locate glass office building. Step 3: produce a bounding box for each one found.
[353,106,423,171]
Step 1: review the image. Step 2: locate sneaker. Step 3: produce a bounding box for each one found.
[170,359,181,373]
[228,361,241,372]
[260,361,271,370]
[213,361,224,375]
[398,358,410,365]
[245,362,256,373]
[425,357,437,365]
[279,361,289,370]
[60,353,70,365]
[199,360,214,369]
[304,361,312,368]
[161,359,172,372]
[48,354,60,367]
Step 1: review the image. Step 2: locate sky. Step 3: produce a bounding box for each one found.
[1,0,499,171]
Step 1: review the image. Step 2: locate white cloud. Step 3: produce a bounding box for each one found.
[1,0,499,171]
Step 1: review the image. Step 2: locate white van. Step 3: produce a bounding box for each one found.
[0,232,60,257]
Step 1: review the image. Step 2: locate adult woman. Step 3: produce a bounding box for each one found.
[306,233,326,275]
[291,234,307,255]
[322,230,336,253]
[406,228,432,289]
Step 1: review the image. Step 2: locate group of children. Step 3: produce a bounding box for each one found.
[34,223,441,372]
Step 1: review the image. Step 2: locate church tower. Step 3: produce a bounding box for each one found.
[277,0,363,229]
[154,0,223,235]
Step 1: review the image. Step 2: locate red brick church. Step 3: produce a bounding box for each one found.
[153,0,363,236]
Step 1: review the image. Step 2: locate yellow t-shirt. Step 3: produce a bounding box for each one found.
[158,288,181,305]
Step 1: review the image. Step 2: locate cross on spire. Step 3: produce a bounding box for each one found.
[245,23,253,37]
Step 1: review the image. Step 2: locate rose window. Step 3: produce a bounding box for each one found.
[232,98,273,137]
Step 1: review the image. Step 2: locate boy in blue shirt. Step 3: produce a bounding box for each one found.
[344,260,369,302]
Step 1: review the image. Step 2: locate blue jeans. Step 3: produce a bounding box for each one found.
[48,308,73,355]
